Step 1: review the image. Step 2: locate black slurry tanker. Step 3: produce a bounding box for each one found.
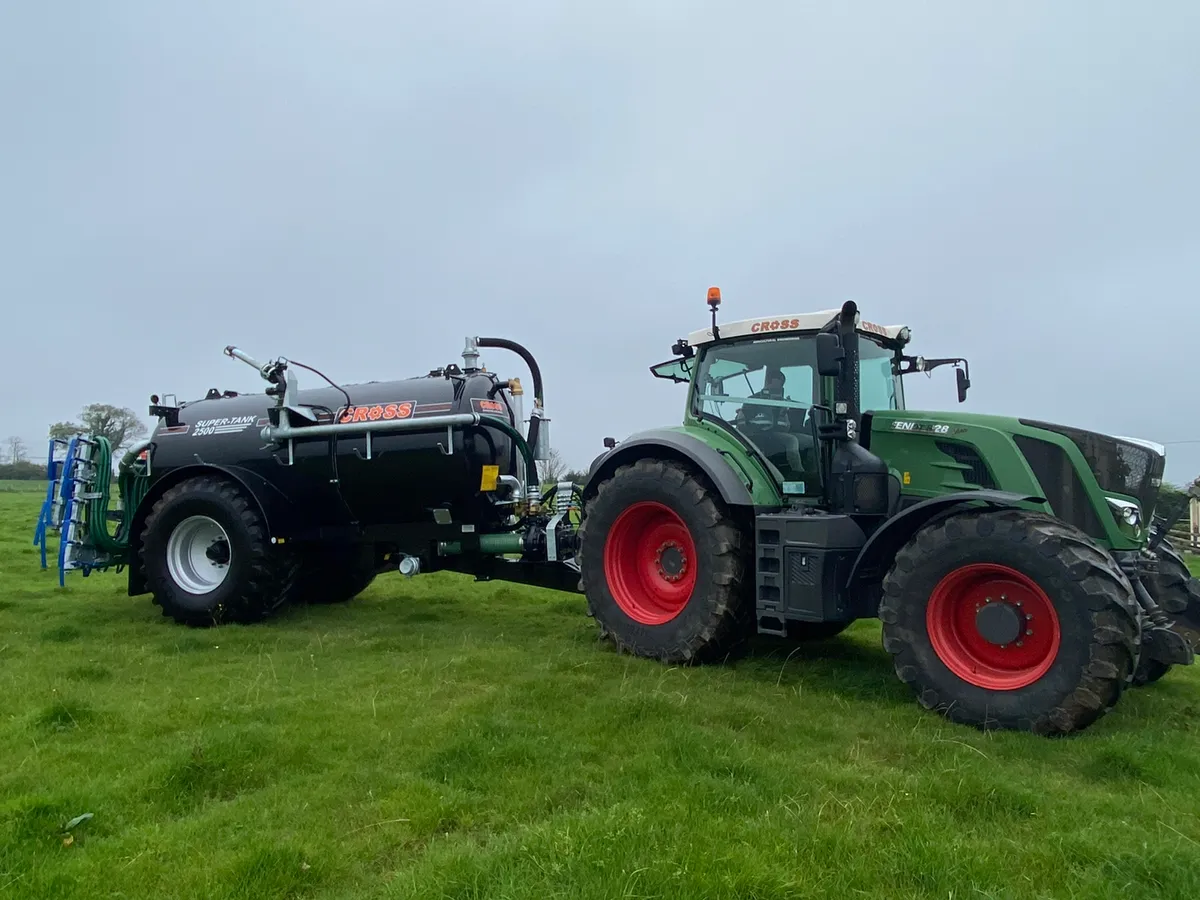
[37,336,582,626]
[34,291,1200,737]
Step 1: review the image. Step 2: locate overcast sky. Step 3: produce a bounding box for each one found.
[3,2,1199,486]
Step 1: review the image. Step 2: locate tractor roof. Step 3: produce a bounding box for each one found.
[686,309,911,347]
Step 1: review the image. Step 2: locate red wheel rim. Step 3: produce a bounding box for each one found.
[603,501,698,625]
[926,563,1061,690]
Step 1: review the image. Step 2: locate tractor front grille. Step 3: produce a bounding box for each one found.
[1019,420,1165,520]
[1013,435,1107,538]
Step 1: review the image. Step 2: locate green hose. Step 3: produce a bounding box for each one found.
[84,437,149,557]
[476,417,540,491]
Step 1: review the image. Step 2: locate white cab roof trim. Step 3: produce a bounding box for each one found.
[686,308,910,346]
[1114,435,1167,458]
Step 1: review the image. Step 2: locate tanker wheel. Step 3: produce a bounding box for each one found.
[1131,538,1200,686]
[140,475,299,627]
[879,508,1140,736]
[578,458,751,664]
[289,544,378,605]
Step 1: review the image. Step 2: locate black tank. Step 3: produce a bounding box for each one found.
[148,369,522,532]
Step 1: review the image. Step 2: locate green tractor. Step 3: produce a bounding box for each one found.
[578,289,1200,735]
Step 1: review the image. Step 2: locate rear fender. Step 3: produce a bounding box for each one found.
[126,464,306,595]
[582,429,756,509]
[847,489,1046,608]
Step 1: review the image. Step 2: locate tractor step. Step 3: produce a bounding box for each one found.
[753,512,863,637]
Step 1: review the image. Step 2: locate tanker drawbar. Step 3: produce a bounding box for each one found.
[33,337,585,625]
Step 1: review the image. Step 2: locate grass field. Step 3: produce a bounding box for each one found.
[2,480,1200,899]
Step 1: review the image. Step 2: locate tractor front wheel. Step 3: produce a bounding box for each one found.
[578,458,751,664]
[880,508,1140,736]
[1132,538,1200,686]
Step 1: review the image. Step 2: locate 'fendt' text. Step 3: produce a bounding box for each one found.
[892,420,951,434]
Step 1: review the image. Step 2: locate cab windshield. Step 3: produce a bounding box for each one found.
[693,334,903,494]
[859,338,905,412]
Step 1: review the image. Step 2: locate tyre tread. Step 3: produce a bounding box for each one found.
[880,507,1139,736]
[578,458,751,664]
[1133,537,1200,685]
[140,475,299,627]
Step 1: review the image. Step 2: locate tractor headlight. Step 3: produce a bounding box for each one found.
[1105,497,1142,531]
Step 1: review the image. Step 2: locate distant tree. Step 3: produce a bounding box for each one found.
[1157,481,1191,529]
[49,403,149,454]
[537,447,568,485]
[562,468,591,486]
[4,436,27,464]
[0,460,43,480]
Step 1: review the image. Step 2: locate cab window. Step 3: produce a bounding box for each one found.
[859,339,904,411]
[649,358,693,383]
[694,336,820,493]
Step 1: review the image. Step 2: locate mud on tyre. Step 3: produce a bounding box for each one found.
[879,508,1140,736]
[578,458,752,664]
[140,475,299,626]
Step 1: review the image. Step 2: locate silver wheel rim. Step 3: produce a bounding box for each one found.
[166,515,231,594]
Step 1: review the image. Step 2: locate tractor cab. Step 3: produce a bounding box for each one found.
[651,291,916,500]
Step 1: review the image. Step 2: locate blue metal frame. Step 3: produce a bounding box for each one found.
[32,435,119,586]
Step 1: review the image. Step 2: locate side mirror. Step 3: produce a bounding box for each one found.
[816,332,844,377]
[956,367,970,403]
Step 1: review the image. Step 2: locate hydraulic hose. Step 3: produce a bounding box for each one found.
[476,417,540,492]
[83,437,150,556]
[476,337,544,407]
[476,337,546,464]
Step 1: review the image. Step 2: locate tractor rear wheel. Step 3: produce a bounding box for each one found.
[879,508,1140,736]
[1132,539,1200,686]
[578,458,751,664]
[140,475,299,627]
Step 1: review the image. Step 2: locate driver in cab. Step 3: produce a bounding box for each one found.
[733,366,806,474]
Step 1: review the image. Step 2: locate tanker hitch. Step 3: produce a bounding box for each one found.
[433,478,583,593]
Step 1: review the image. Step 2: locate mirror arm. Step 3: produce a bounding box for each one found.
[896,356,971,402]
[897,355,968,376]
